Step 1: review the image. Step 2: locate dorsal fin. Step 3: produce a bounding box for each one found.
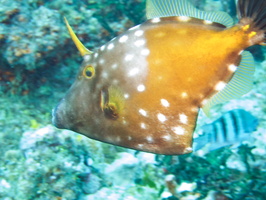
[149,16,227,28]
[202,51,255,116]
[146,0,234,27]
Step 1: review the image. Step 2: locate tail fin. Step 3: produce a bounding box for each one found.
[237,0,266,45]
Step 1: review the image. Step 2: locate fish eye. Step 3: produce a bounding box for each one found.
[83,65,95,79]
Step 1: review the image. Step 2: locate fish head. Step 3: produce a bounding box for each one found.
[52,42,148,131]
[52,18,199,155]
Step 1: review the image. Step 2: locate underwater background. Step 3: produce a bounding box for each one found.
[0,0,266,199]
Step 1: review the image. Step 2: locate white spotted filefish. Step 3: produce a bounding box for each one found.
[193,109,258,152]
[52,0,266,155]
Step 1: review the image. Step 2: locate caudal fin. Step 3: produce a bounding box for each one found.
[237,0,266,45]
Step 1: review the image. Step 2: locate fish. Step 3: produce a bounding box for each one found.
[52,0,266,155]
[193,109,259,152]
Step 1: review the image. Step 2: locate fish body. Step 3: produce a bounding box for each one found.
[193,109,259,152]
[52,0,266,155]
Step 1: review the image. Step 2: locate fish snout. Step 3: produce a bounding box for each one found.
[52,101,69,129]
[52,105,63,129]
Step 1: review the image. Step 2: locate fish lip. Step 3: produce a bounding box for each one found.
[51,104,65,129]
[52,99,81,130]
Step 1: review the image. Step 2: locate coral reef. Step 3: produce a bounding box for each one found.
[0,0,145,95]
[0,0,266,199]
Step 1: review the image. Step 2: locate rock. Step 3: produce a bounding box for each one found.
[105,152,139,186]
[226,154,246,172]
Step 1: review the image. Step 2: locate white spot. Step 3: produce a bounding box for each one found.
[141,49,150,56]
[84,55,91,61]
[99,59,105,64]
[151,18,161,23]
[125,54,134,61]
[129,25,140,31]
[116,136,121,142]
[157,113,167,122]
[100,45,106,51]
[127,136,132,140]
[112,79,119,84]
[154,59,163,65]
[179,113,188,124]
[122,120,127,125]
[162,135,171,141]
[191,107,198,112]
[96,84,102,89]
[94,53,99,58]
[201,99,208,106]
[134,30,144,37]
[139,109,147,117]
[181,92,188,98]
[128,67,139,76]
[183,147,193,153]
[146,136,154,143]
[137,84,145,92]
[119,35,128,43]
[203,20,213,25]
[155,32,166,38]
[228,64,237,72]
[101,72,108,78]
[178,16,191,22]
[215,81,226,91]
[107,43,114,50]
[172,126,185,135]
[111,63,118,69]
[137,144,144,149]
[140,122,147,129]
[124,93,130,99]
[161,99,170,107]
[134,39,145,47]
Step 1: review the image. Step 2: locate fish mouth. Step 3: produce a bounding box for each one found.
[52,98,84,131]
[52,99,69,129]
[51,105,63,129]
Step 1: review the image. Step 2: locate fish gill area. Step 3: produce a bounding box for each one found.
[0,0,266,199]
